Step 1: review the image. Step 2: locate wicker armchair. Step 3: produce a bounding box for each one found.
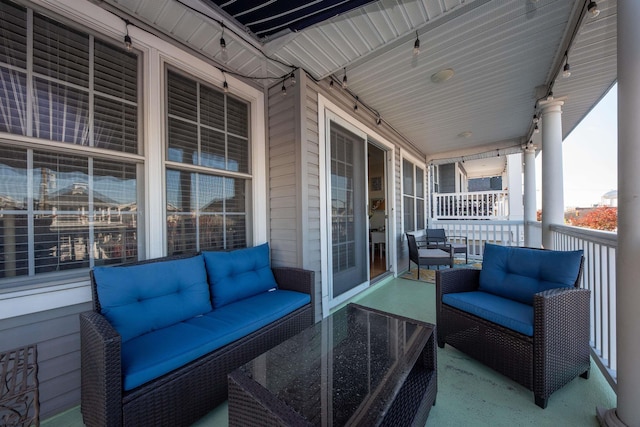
[436,246,590,408]
[406,233,453,279]
[425,228,468,263]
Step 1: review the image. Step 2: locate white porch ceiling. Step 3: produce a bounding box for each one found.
[99,0,617,163]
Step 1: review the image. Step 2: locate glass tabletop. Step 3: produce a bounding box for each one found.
[236,304,434,426]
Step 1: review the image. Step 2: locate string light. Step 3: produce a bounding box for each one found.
[587,1,600,18]
[342,68,348,89]
[124,20,132,51]
[281,79,287,96]
[413,31,420,56]
[562,52,571,78]
[376,115,382,126]
[533,114,539,124]
[353,96,358,111]
[534,124,540,133]
[223,79,229,93]
[329,79,334,89]
[290,72,296,86]
[220,24,227,52]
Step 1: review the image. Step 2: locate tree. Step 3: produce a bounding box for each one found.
[567,207,617,231]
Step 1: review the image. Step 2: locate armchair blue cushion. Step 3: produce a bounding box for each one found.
[93,254,212,342]
[478,243,583,305]
[203,243,278,308]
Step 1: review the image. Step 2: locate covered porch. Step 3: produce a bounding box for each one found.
[1,0,638,425]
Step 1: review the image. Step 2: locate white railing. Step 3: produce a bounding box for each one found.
[551,224,618,390]
[432,190,509,220]
[429,219,618,389]
[430,219,524,259]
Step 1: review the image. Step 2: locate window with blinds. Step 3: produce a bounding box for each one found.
[166,70,250,254]
[0,0,141,285]
[403,159,425,232]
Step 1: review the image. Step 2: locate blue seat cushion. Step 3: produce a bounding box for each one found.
[203,243,278,308]
[121,289,310,391]
[443,291,534,336]
[93,255,212,342]
[478,243,583,305]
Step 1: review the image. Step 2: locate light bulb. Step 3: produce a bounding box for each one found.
[223,80,229,93]
[413,35,420,56]
[587,1,600,18]
[124,34,132,51]
[562,62,571,78]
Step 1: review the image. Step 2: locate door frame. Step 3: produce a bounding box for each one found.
[318,94,397,318]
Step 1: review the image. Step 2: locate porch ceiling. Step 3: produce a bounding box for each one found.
[101,0,617,162]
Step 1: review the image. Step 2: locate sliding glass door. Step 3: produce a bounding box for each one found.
[329,122,367,298]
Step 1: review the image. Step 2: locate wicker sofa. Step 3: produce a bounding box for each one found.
[436,243,590,408]
[80,243,314,427]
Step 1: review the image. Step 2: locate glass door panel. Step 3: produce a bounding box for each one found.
[330,122,367,298]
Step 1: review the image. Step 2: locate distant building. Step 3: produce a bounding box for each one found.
[601,190,618,207]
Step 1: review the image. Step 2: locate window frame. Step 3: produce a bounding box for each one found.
[0,0,144,288]
[401,152,426,234]
[163,66,253,254]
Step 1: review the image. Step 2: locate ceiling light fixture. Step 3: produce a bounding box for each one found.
[587,1,600,18]
[413,31,420,56]
[431,68,455,83]
[342,68,348,89]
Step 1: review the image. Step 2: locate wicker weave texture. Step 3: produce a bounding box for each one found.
[436,262,590,408]
[228,306,437,426]
[81,254,315,427]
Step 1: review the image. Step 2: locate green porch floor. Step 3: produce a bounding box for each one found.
[43,276,616,427]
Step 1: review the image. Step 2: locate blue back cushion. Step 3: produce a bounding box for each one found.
[479,243,583,305]
[93,255,212,342]
[202,243,278,308]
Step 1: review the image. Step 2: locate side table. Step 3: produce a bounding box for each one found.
[0,345,40,427]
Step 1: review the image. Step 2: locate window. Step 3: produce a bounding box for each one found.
[0,0,141,285]
[403,158,425,232]
[166,70,250,254]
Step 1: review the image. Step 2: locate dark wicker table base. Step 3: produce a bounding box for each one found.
[228,304,437,426]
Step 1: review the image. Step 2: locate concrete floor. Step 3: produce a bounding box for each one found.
[43,276,616,427]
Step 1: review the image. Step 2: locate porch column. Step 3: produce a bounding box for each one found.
[539,98,565,249]
[598,2,640,426]
[523,144,537,247]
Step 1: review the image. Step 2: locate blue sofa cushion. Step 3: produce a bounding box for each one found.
[93,255,212,342]
[202,243,278,308]
[121,289,310,390]
[443,291,534,336]
[478,243,583,305]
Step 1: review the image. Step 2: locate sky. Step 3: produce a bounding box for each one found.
[536,84,617,209]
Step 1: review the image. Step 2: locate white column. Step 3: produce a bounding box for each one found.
[523,144,537,247]
[539,99,565,249]
[507,153,524,221]
[598,2,640,426]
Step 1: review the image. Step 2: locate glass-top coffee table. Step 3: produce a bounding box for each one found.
[228,303,437,426]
